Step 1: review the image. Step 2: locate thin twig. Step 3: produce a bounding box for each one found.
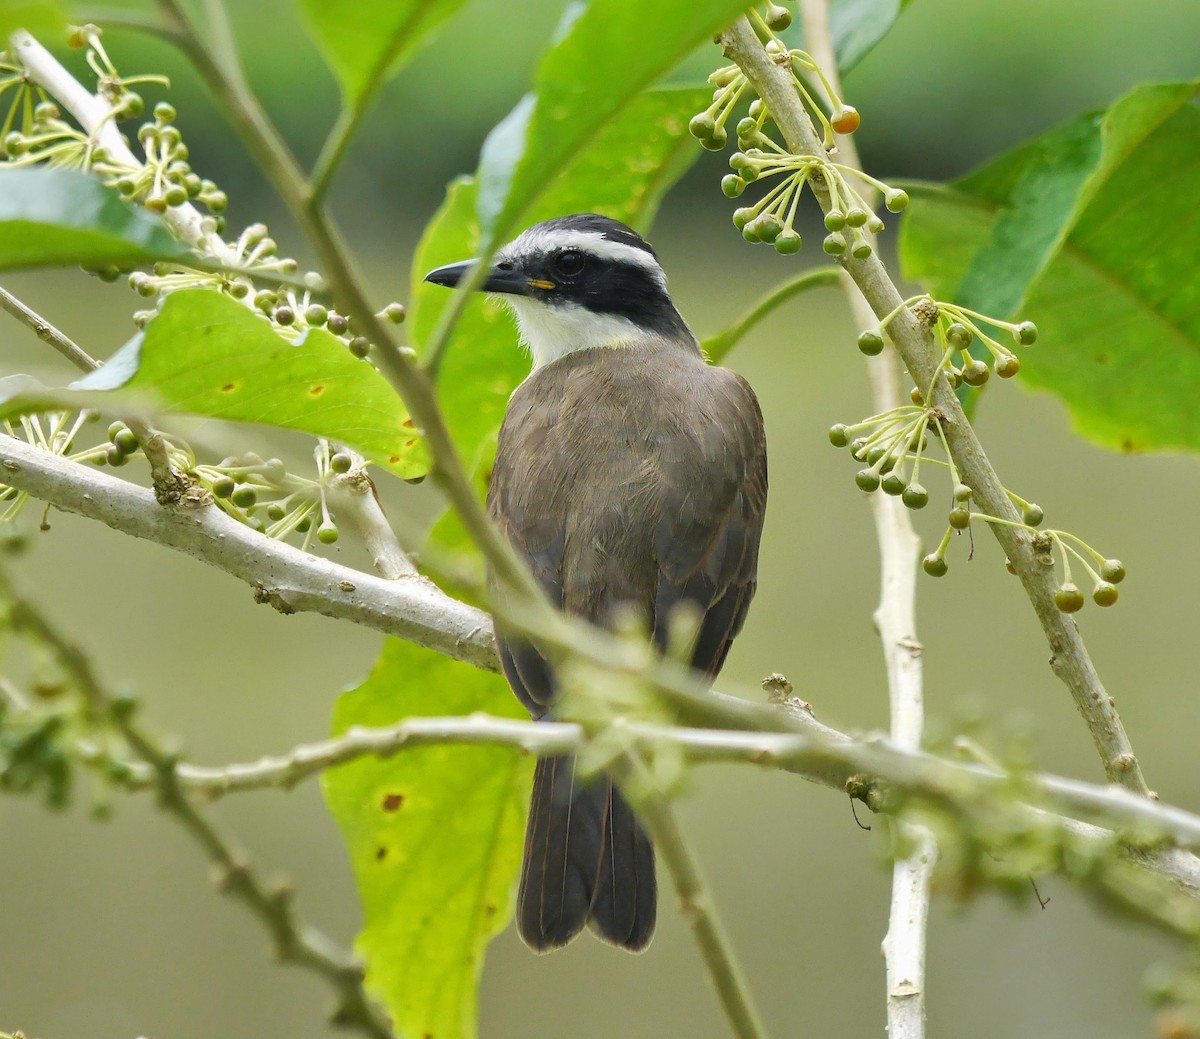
[0,283,191,504]
[623,759,769,1039]
[0,566,393,1039]
[140,1,544,605]
[716,17,1148,796]
[326,462,417,579]
[794,2,936,1032]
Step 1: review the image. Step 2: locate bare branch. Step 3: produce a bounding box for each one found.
[0,435,498,671]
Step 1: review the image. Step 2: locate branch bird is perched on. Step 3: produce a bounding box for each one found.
[425,214,767,952]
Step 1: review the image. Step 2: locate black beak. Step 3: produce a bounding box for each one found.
[423,259,538,296]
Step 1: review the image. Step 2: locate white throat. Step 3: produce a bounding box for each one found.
[502,297,661,369]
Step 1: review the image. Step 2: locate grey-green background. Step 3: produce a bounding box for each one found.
[2,1,1198,1036]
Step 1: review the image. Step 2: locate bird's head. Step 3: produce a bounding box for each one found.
[423,214,694,369]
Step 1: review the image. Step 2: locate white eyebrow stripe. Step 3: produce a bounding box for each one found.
[503,227,668,289]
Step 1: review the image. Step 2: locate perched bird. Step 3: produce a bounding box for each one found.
[424,214,767,952]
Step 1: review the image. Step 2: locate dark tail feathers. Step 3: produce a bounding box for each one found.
[517,755,656,952]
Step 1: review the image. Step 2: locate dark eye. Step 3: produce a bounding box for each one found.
[551,249,586,278]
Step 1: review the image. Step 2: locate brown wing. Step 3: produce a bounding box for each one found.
[490,355,766,706]
[649,368,767,678]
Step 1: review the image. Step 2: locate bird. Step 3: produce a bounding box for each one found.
[424,213,767,953]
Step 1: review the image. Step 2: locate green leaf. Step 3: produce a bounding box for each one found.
[78,289,429,478]
[296,0,465,107]
[0,168,188,270]
[322,640,530,1039]
[0,2,65,41]
[475,0,754,245]
[900,81,1200,453]
[829,0,916,71]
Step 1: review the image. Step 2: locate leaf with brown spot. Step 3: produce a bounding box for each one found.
[323,639,529,1039]
[72,288,430,479]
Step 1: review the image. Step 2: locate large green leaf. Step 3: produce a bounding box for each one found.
[322,639,530,1039]
[0,3,65,42]
[0,168,188,270]
[475,0,754,245]
[296,0,465,108]
[76,289,429,478]
[900,81,1200,453]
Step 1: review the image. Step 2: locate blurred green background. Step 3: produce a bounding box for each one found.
[1,0,1199,1036]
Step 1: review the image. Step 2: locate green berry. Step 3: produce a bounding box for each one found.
[884,189,909,212]
[274,305,295,327]
[114,429,140,455]
[949,507,971,530]
[995,355,1021,379]
[774,230,802,254]
[953,483,972,502]
[855,469,881,493]
[850,238,872,259]
[962,359,990,387]
[1014,321,1038,345]
[266,502,286,521]
[1021,503,1044,527]
[845,207,869,228]
[106,445,127,467]
[865,445,889,467]
[231,486,257,508]
[383,302,407,324]
[828,424,850,448]
[689,112,716,140]
[327,314,349,335]
[163,184,188,207]
[212,475,236,498]
[700,125,728,151]
[330,452,353,473]
[1100,559,1125,584]
[823,233,846,255]
[1054,583,1085,613]
[764,3,792,30]
[254,290,277,313]
[824,210,847,231]
[881,473,906,497]
[945,322,972,349]
[721,174,745,198]
[748,99,765,120]
[1092,582,1119,607]
[857,330,885,355]
[732,208,755,230]
[305,303,329,326]
[317,522,339,544]
[922,555,948,577]
[866,215,885,234]
[902,483,929,510]
[910,386,924,405]
[753,214,783,243]
[296,515,312,533]
[107,421,126,443]
[153,101,176,123]
[735,117,757,138]
[348,336,370,358]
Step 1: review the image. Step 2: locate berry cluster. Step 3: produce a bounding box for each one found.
[829,407,1123,613]
[860,294,1037,398]
[690,8,907,256]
